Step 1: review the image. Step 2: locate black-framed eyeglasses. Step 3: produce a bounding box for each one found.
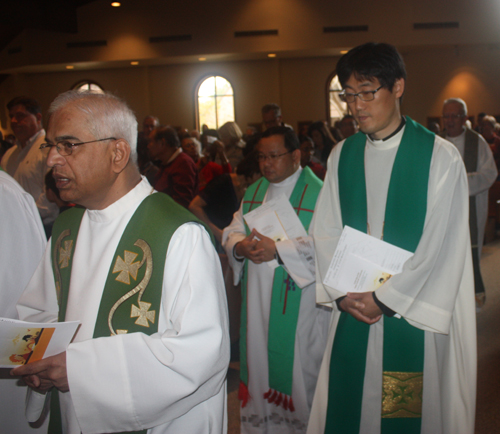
[256,150,292,162]
[40,137,116,156]
[339,85,383,103]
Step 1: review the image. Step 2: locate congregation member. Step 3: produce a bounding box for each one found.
[307,121,337,167]
[223,126,330,434]
[218,121,246,168]
[12,90,230,434]
[136,115,160,184]
[148,125,199,208]
[308,42,476,434]
[1,96,59,231]
[0,169,47,434]
[299,135,325,180]
[442,98,497,308]
[261,103,293,131]
[338,114,359,139]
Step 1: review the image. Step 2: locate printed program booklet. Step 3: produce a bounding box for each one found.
[0,318,79,368]
[323,225,413,294]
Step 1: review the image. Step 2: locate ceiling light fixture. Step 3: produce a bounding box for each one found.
[130,61,139,65]
[198,57,207,61]
[268,53,276,58]
[66,65,74,69]
[111,2,121,7]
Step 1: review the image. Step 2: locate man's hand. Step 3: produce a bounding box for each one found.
[339,292,382,325]
[234,229,277,264]
[252,230,277,263]
[11,352,69,393]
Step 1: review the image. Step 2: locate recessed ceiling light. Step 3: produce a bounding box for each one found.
[130,61,139,65]
[268,53,276,58]
[198,57,206,61]
[111,2,121,7]
[66,65,74,69]
[340,50,348,54]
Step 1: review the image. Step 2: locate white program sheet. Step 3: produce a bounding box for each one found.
[323,225,413,294]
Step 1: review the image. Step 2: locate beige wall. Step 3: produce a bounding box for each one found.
[1,45,500,136]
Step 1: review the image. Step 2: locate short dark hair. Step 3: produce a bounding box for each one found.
[7,96,42,116]
[152,126,180,148]
[236,151,260,179]
[336,42,406,93]
[261,126,299,152]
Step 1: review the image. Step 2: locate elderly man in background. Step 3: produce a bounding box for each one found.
[12,90,229,434]
[443,98,497,308]
[1,96,59,233]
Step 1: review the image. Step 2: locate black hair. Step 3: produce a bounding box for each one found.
[261,126,299,152]
[7,96,42,116]
[336,42,406,92]
[236,151,260,179]
[152,126,180,148]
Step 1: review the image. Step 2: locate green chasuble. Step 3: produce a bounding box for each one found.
[49,192,207,434]
[325,117,435,434]
[239,166,322,411]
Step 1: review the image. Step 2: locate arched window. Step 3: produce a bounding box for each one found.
[328,74,347,124]
[72,80,104,93]
[196,75,235,130]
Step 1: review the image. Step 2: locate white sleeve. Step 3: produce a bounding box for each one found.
[467,135,497,196]
[221,202,247,285]
[276,236,316,288]
[0,173,47,319]
[376,138,473,334]
[66,223,230,432]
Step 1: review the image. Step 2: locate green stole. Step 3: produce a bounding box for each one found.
[49,192,205,434]
[463,128,485,294]
[325,117,434,434]
[239,167,322,410]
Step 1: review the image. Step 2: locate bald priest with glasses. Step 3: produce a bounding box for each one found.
[308,43,476,434]
[222,126,330,434]
[12,90,230,434]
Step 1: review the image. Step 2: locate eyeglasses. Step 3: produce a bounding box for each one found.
[339,85,383,103]
[442,114,465,120]
[256,150,292,162]
[40,137,116,156]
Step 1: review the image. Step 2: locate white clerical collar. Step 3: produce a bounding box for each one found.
[445,128,465,144]
[269,165,302,188]
[366,125,405,150]
[86,176,152,223]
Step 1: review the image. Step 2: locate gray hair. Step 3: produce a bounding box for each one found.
[443,98,468,116]
[261,103,281,117]
[48,90,138,163]
[218,121,245,148]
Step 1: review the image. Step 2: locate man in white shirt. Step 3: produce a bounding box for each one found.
[223,126,330,434]
[12,90,229,434]
[442,98,497,308]
[308,43,476,434]
[1,97,59,231]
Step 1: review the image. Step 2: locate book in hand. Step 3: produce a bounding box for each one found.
[0,318,79,368]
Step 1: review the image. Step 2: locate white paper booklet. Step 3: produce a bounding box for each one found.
[0,318,80,368]
[323,225,413,294]
[243,193,307,241]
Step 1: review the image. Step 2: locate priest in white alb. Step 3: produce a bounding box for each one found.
[223,126,330,434]
[12,90,229,434]
[308,43,476,434]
